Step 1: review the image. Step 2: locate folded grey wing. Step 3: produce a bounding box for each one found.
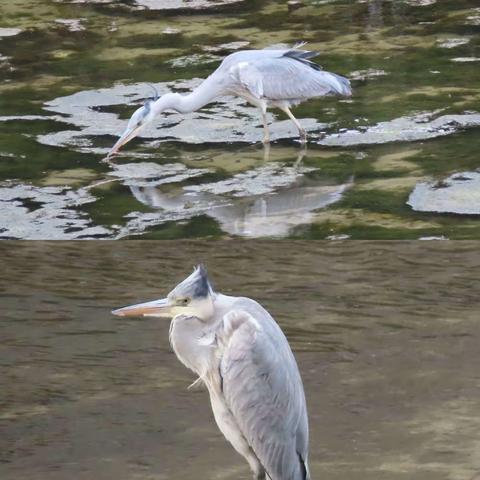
[234,56,350,101]
[220,311,309,480]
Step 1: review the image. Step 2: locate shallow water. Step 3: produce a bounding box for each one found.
[1,242,480,479]
[0,0,479,239]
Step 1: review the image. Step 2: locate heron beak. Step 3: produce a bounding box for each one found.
[107,124,143,157]
[112,298,171,318]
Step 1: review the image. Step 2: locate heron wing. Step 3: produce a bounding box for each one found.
[235,62,264,98]
[220,309,309,480]
[230,50,351,101]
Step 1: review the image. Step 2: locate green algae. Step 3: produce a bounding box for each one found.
[0,0,479,238]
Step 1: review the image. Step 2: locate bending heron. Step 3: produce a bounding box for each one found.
[108,45,352,156]
[112,265,310,480]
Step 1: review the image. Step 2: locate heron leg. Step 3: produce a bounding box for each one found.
[261,110,270,144]
[281,106,307,144]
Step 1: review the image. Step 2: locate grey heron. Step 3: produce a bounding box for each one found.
[112,265,310,480]
[108,45,352,156]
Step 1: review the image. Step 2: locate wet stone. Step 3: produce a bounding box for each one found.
[451,57,480,63]
[167,54,219,68]
[466,9,480,26]
[0,28,22,37]
[408,172,480,215]
[110,162,210,187]
[319,112,480,147]
[184,163,317,197]
[201,41,250,54]
[349,69,387,81]
[54,19,86,32]
[0,183,111,239]
[405,0,436,5]
[436,38,470,49]
[132,0,247,11]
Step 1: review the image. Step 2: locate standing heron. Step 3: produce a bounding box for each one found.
[108,44,351,156]
[112,265,310,480]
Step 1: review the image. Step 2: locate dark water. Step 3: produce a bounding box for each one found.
[1,242,480,479]
[0,0,479,239]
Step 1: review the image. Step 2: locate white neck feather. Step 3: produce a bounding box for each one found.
[151,76,224,115]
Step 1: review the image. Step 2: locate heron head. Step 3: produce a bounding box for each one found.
[112,265,215,321]
[107,86,159,157]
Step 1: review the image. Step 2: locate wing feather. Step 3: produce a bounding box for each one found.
[227,50,351,101]
[220,309,309,480]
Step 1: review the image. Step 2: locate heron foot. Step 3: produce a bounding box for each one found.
[299,129,307,144]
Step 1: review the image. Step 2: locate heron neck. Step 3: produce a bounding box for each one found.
[212,293,238,317]
[152,77,221,115]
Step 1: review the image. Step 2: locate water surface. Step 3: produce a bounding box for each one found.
[1,241,479,479]
[0,0,479,238]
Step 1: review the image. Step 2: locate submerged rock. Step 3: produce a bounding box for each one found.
[405,0,436,5]
[184,163,316,197]
[319,112,480,147]
[0,183,111,239]
[133,0,247,11]
[436,38,470,49]
[54,19,86,32]
[0,28,22,37]
[109,162,210,187]
[167,54,218,68]
[112,161,351,238]
[451,57,480,63]
[201,41,250,54]
[408,172,480,215]
[349,69,387,81]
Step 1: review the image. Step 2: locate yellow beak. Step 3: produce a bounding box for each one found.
[112,298,171,318]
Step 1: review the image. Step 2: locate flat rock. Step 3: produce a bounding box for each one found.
[133,0,246,11]
[349,69,387,81]
[319,111,480,147]
[110,162,209,187]
[184,163,316,197]
[437,38,470,49]
[451,57,480,62]
[0,183,111,239]
[0,28,22,37]
[54,18,86,32]
[407,172,480,215]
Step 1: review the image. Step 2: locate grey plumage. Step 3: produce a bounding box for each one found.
[220,299,310,480]
[108,44,352,155]
[221,47,352,101]
[112,266,310,480]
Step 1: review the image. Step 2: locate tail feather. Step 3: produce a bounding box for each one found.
[324,71,352,97]
[283,49,322,71]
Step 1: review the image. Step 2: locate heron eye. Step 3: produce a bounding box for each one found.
[177,298,190,306]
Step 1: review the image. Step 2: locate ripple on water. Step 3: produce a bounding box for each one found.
[112,161,351,238]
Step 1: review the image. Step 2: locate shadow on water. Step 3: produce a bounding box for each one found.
[0,0,479,239]
[1,241,480,479]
